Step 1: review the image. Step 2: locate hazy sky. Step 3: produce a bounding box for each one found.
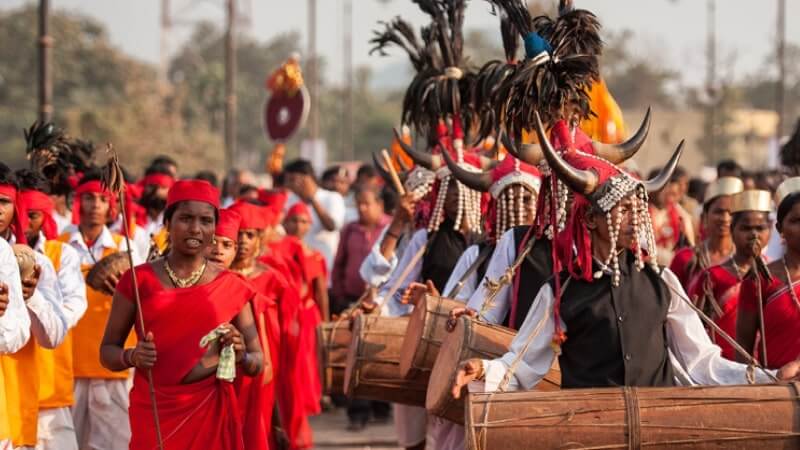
[4,0,799,88]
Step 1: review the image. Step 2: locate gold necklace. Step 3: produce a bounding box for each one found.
[165,259,207,288]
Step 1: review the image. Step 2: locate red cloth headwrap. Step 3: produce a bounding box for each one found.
[286,202,311,220]
[20,190,57,240]
[0,185,28,245]
[215,209,242,241]
[142,174,176,189]
[166,180,220,210]
[71,180,116,226]
[228,202,267,230]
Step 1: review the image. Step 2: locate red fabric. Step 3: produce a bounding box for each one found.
[651,203,684,251]
[258,190,288,226]
[688,264,741,360]
[286,202,311,220]
[71,180,116,226]
[142,173,176,189]
[116,265,254,450]
[237,269,290,450]
[228,201,267,230]
[216,209,242,242]
[740,275,800,369]
[669,246,696,289]
[166,180,220,210]
[331,216,391,299]
[20,190,57,240]
[0,184,29,245]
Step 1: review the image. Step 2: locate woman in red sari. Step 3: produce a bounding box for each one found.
[688,189,772,360]
[670,177,743,289]
[227,201,297,449]
[738,178,800,369]
[100,180,263,450]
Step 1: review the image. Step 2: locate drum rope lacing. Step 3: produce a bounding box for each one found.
[477,235,537,321]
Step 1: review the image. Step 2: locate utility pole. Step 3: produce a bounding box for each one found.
[705,0,717,161]
[38,0,52,123]
[159,0,171,91]
[776,0,786,140]
[343,0,354,160]
[308,0,319,141]
[225,0,237,172]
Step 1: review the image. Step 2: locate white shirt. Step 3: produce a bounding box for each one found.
[442,244,480,301]
[8,234,67,349]
[52,210,72,235]
[465,229,518,324]
[110,216,151,260]
[479,267,777,393]
[0,238,30,354]
[358,225,407,288]
[33,232,87,330]
[143,212,164,239]
[377,229,427,317]
[61,225,144,267]
[286,189,346,274]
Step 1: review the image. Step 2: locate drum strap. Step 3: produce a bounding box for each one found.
[623,387,641,450]
[445,243,495,299]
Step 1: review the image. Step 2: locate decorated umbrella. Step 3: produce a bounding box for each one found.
[263,54,309,175]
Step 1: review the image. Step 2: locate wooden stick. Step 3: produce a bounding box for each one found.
[381,149,406,195]
[116,191,165,450]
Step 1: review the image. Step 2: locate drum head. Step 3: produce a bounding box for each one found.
[398,296,429,378]
[12,244,37,280]
[86,252,131,292]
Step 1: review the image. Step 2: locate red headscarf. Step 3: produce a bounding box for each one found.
[215,209,242,241]
[142,173,176,189]
[0,184,29,245]
[20,190,57,240]
[286,202,311,220]
[228,202,267,230]
[71,180,116,226]
[166,180,220,210]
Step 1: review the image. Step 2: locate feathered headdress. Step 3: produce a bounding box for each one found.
[25,121,96,195]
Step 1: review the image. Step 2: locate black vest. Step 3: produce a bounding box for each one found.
[474,242,496,290]
[557,251,675,388]
[421,221,467,293]
[507,226,553,329]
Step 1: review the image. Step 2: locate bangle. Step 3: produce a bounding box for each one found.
[475,360,486,381]
[240,351,250,367]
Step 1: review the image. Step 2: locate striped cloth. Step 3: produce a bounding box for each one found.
[199,325,236,382]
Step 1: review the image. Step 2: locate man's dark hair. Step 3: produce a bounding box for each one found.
[145,162,174,177]
[239,184,258,196]
[357,164,377,180]
[381,185,398,214]
[284,159,316,178]
[354,184,383,202]
[322,166,343,183]
[671,166,688,183]
[717,159,742,178]
[194,170,218,187]
[149,155,177,169]
[0,163,18,188]
[15,169,50,193]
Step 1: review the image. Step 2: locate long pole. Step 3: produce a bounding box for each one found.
[159,0,171,91]
[225,0,237,172]
[343,0,353,160]
[776,0,786,140]
[38,0,52,123]
[706,0,716,161]
[308,0,319,141]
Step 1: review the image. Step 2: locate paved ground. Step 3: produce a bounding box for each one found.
[310,408,401,450]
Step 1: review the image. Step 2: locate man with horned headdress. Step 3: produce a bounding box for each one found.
[450,113,800,398]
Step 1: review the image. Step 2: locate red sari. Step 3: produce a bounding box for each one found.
[688,264,741,360]
[740,274,800,369]
[670,246,699,290]
[237,268,294,450]
[261,235,323,449]
[117,265,256,450]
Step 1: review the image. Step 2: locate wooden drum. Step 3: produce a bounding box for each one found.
[466,383,800,450]
[399,295,463,379]
[343,314,428,406]
[426,316,561,424]
[316,320,351,396]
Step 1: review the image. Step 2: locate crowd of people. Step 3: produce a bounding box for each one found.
[3,0,800,450]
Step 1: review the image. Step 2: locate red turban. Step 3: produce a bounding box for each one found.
[142,173,176,189]
[71,180,116,226]
[286,202,311,220]
[228,201,267,230]
[166,180,220,210]
[215,209,242,241]
[0,184,29,245]
[20,190,58,240]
